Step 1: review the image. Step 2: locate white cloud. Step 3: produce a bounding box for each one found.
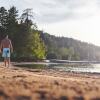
[0,0,99,23]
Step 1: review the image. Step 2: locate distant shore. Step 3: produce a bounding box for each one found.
[0,63,100,100]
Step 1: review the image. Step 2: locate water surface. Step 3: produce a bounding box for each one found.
[16,63,100,73]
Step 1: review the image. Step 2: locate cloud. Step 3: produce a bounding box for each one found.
[0,0,100,23]
[33,0,99,23]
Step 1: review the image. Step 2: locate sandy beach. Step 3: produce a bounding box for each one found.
[0,63,100,100]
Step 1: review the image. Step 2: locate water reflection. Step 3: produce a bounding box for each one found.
[16,63,100,73]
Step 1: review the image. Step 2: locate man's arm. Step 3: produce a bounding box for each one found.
[0,41,3,53]
[10,40,13,53]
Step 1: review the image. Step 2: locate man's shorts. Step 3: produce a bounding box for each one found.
[2,48,10,58]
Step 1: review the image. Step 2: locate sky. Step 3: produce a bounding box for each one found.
[0,0,100,46]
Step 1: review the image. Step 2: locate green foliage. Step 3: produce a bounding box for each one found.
[41,33,100,61]
[46,52,57,59]
[0,7,7,28]
[25,30,46,59]
[0,7,8,39]
[0,6,46,61]
[6,6,18,38]
[33,32,46,59]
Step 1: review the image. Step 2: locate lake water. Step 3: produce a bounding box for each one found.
[51,64,100,73]
[16,63,100,73]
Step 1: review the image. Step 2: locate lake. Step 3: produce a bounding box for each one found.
[15,63,100,73]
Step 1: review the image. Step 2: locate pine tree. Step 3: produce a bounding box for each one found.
[6,6,18,39]
[0,7,8,39]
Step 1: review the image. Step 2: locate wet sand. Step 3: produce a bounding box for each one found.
[0,63,100,100]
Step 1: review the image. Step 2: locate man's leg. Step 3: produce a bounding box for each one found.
[7,58,10,67]
[4,58,7,67]
[7,49,10,67]
[2,49,6,67]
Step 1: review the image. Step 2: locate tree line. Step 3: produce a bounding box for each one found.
[1,6,100,61]
[40,32,100,61]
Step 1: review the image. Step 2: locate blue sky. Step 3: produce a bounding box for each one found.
[1,0,100,46]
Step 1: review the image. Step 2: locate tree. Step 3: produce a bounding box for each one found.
[68,47,74,60]
[0,7,8,39]
[46,52,57,59]
[20,8,37,28]
[26,30,46,59]
[12,8,46,60]
[59,47,69,60]
[0,7,7,28]
[6,6,18,39]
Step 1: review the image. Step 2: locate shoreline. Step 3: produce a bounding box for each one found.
[14,62,100,75]
[0,63,100,99]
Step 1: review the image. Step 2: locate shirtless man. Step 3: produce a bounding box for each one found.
[0,35,13,67]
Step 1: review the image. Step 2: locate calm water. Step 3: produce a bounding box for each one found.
[52,64,100,73]
[16,63,100,73]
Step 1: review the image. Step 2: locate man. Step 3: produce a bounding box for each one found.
[0,35,13,67]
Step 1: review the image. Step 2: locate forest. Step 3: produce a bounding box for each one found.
[0,6,46,61]
[0,6,100,61]
[40,32,100,61]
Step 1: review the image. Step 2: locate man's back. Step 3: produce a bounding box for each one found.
[1,38,11,48]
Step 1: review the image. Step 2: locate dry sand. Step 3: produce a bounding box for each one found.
[0,63,100,100]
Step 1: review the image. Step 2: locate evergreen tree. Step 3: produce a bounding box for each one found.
[29,31,46,59]
[14,8,46,60]
[0,7,7,39]
[20,8,37,29]
[6,6,18,39]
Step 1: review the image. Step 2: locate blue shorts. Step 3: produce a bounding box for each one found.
[2,48,10,58]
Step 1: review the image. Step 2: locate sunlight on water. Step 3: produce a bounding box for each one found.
[53,64,100,73]
[16,63,100,73]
